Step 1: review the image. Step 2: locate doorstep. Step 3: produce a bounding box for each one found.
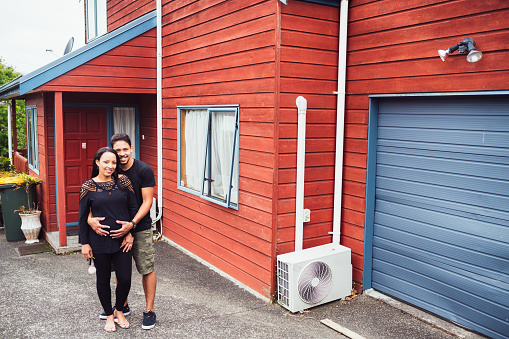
[45,231,81,254]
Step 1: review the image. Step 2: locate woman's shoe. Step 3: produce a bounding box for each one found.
[114,309,130,329]
[114,318,130,329]
[104,321,116,332]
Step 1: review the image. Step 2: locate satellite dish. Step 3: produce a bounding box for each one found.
[64,37,74,55]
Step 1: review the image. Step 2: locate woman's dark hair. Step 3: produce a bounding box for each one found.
[90,147,120,180]
[110,133,132,147]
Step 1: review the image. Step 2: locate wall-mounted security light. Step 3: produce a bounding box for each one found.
[438,37,482,63]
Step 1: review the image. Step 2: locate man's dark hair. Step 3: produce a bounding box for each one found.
[110,133,132,147]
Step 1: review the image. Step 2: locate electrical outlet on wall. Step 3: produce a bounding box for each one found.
[303,209,311,222]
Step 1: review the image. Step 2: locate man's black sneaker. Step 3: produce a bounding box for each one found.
[142,310,156,330]
[99,305,131,320]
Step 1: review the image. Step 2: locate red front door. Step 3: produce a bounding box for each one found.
[64,106,107,225]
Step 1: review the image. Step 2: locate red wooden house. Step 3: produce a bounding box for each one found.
[1,1,508,338]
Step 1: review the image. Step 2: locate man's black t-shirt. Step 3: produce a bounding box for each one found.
[118,159,156,232]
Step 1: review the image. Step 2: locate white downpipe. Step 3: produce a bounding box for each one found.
[295,96,307,251]
[332,0,349,244]
[153,0,163,230]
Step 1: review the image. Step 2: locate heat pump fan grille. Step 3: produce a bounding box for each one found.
[298,261,333,304]
[277,260,290,307]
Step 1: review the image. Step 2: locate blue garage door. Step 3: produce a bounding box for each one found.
[371,95,509,339]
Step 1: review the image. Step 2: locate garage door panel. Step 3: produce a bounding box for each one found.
[377,189,509,224]
[371,96,509,338]
[372,268,509,339]
[373,254,509,321]
[379,114,509,132]
[379,140,509,159]
[377,164,508,197]
[375,206,508,259]
[377,152,509,181]
[376,177,509,217]
[378,126,509,148]
[374,237,509,290]
[374,224,507,277]
[378,96,509,116]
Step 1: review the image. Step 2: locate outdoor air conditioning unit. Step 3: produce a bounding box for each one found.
[277,243,352,313]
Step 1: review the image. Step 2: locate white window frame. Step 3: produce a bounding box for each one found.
[177,105,240,209]
[86,0,107,42]
[26,106,39,173]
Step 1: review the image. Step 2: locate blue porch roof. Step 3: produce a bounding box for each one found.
[0,10,156,100]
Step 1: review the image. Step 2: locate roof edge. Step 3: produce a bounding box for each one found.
[0,76,21,100]
[18,9,156,95]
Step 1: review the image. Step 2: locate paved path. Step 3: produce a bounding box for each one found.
[0,229,484,338]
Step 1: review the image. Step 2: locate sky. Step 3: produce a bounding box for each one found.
[0,0,85,75]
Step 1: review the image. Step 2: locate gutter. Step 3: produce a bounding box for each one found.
[332,0,349,244]
[0,76,21,100]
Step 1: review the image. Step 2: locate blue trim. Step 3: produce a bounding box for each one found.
[26,106,40,174]
[18,10,156,95]
[297,0,339,7]
[177,105,240,210]
[362,97,379,290]
[107,107,114,140]
[362,91,509,290]
[177,107,183,191]
[369,90,509,97]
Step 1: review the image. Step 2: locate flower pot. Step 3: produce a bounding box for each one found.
[19,210,42,244]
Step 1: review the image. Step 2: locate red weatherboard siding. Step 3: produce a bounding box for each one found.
[38,92,155,234]
[23,94,51,233]
[139,94,158,174]
[108,0,155,32]
[278,0,364,279]
[161,0,278,297]
[38,30,157,94]
[342,0,509,288]
[277,0,509,291]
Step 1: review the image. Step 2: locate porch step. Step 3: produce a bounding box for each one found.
[45,232,81,254]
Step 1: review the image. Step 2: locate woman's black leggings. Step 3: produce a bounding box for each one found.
[93,250,132,316]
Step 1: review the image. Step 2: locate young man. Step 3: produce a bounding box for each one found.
[88,133,157,330]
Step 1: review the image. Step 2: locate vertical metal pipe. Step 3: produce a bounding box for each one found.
[295,96,307,251]
[332,0,349,244]
[153,0,163,229]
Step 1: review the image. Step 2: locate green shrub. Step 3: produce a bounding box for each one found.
[0,156,14,172]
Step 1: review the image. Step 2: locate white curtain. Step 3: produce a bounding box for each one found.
[208,111,238,204]
[113,107,136,158]
[183,110,208,191]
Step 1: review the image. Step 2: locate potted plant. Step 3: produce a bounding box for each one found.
[14,173,43,244]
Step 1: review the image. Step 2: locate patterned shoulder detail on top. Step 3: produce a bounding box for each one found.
[79,179,96,200]
[118,174,135,194]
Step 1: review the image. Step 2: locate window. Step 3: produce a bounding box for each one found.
[26,106,39,172]
[113,106,137,158]
[86,0,107,41]
[178,106,239,209]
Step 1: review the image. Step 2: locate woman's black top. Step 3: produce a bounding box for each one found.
[78,175,138,254]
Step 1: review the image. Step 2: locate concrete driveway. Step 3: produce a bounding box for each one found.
[0,228,484,338]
